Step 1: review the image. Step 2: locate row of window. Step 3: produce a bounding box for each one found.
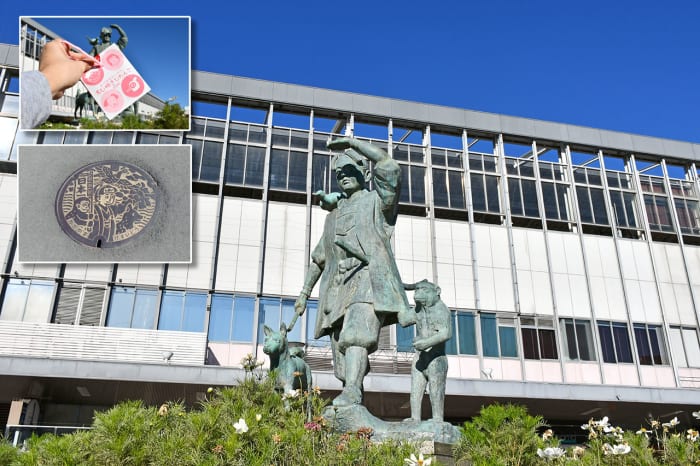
[2,280,700,370]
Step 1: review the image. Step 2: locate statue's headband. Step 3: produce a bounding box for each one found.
[332,149,367,172]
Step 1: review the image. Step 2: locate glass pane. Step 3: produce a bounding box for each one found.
[187,139,203,179]
[634,325,652,365]
[648,326,665,365]
[112,132,134,144]
[229,122,248,142]
[183,293,207,332]
[598,323,616,363]
[399,165,410,204]
[522,179,539,217]
[290,130,308,150]
[269,149,288,189]
[208,295,233,342]
[457,313,477,355]
[499,326,518,357]
[137,133,158,144]
[397,323,414,352]
[258,298,281,342]
[189,117,205,137]
[288,151,307,191]
[577,186,593,223]
[508,178,523,216]
[410,166,425,204]
[106,287,135,328]
[21,282,53,322]
[205,120,226,139]
[470,174,486,211]
[448,171,465,209]
[200,141,223,182]
[158,291,183,331]
[445,313,458,355]
[225,144,246,185]
[613,322,633,363]
[432,169,449,208]
[232,296,255,342]
[563,319,578,360]
[131,290,158,329]
[248,126,267,144]
[306,300,329,347]
[538,329,558,359]
[575,320,594,361]
[589,189,609,225]
[312,154,331,193]
[486,176,500,212]
[244,146,265,186]
[0,280,29,321]
[481,313,498,357]
[556,184,570,221]
[683,328,700,367]
[542,183,558,219]
[522,328,539,359]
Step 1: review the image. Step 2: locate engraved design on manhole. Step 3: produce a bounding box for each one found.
[55,160,158,248]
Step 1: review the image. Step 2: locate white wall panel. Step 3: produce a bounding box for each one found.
[675,283,696,325]
[625,280,645,322]
[434,221,473,309]
[552,273,573,317]
[167,194,217,289]
[474,224,513,312]
[640,280,662,322]
[216,199,263,293]
[570,275,591,318]
[478,267,496,310]
[513,229,552,315]
[394,216,433,287]
[263,203,307,296]
[686,245,700,286]
[474,224,493,268]
[454,264,474,308]
[494,268,515,312]
[436,263,456,308]
[115,264,162,286]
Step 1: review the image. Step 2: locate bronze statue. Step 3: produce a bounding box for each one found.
[400,280,452,423]
[292,137,410,407]
[89,24,128,56]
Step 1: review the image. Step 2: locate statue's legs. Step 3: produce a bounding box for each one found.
[409,358,427,421]
[332,303,381,406]
[426,355,448,422]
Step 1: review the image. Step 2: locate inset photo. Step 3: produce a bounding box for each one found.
[18,144,192,263]
[19,16,190,130]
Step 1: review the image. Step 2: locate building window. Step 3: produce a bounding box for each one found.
[304,300,329,347]
[158,291,207,332]
[469,151,501,214]
[520,317,558,360]
[225,143,265,187]
[481,313,518,358]
[633,324,668,365]
[573,167,610,226]
[396,322,415,353]
[668,326,700,368]
[207,294,255,343]
[639,175,674,233]
[507,160,540,218]
[0,279,54,322]
[456,311,477,355]
[395,142,426,206]
[431,147,465,210]
[560,318,596,361]
[269,148,307,191]
[106,287,158,329]
[258,297,301,343]
[597,320,633,363]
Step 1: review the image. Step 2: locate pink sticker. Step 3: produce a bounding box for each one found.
[101,91,124,113]
[101,50,124,70]
[121,74,146,98]
[82,67,104,85]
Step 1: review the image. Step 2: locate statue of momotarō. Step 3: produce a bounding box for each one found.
[399,279,452,423]
[292,137,410,407]
[89,24,128,56]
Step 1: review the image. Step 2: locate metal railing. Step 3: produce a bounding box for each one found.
[4,424,91,447]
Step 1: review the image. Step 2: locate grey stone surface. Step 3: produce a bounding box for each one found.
[323,404,461,444]
[17,144,191,263]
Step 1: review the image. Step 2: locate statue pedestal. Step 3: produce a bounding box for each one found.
[322,404,461,445]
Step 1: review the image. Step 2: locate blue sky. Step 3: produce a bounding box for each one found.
[23,16,190,108]
[3,1,698,142]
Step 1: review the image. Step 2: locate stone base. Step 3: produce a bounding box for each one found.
[322,404,461,445]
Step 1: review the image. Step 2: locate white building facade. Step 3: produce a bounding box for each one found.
[2,41,700,442]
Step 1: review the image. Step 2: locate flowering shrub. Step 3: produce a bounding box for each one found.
[2,376,415,465]
[454,404,700,465]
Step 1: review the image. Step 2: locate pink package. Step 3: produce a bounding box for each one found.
[80,44,151,120]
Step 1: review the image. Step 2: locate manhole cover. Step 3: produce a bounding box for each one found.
[55,160,158,248]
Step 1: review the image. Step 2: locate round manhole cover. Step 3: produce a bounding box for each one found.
[55,160,158,248]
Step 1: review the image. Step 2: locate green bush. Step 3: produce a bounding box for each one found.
[454,403,546,466]
[6,375,418,465]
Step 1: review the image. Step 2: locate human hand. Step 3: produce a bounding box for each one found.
[38,40,97,99]
[294,293,308,317]
[327,137,352,151]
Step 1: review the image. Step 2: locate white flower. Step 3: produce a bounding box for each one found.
[541,429,553,441]
[688,429,699,442]
[662,417,680,428]
[595,416,610,428]
[282,388,300,399]
[404,452,432,466]
[603,443,630,455]
[537,447,565,460]
[636,427,650,436]
[233,418,249,434]
[693,411,700,420]
[255,413,262,422]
